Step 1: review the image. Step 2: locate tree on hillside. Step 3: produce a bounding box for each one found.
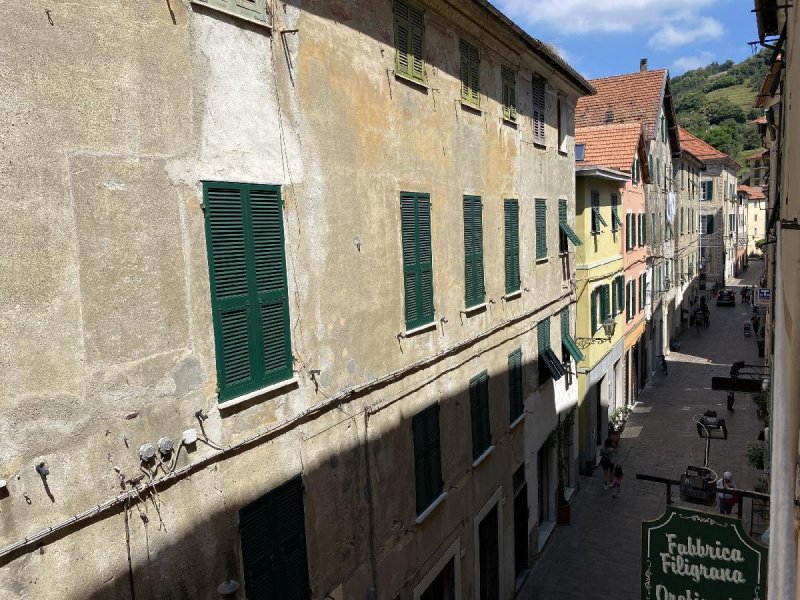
[704,122,742,157]
[705,97,746,125]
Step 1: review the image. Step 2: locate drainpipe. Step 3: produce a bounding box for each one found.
[363,410,378,600]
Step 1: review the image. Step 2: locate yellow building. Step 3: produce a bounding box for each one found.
[574,166,627,474]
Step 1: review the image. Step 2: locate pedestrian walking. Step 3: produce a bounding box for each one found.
[600,438,614,489]
[611,464,624,499]
[717,471,736,515]
[727,391,735,412]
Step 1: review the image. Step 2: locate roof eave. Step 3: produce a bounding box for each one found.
[575,165,630,182]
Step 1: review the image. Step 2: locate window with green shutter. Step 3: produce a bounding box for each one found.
[611,194,622,231]
[240,476,310,600]
[401,192,434,330]
[470,372,491,460]
[631,278,637,316]
[535,199,548,260]
[591,289,598,333]
[590,191,607,233]
[501,65,517,122]
[394,1,425,83]
[532,77,546,145]
[600,284,610,321]
[413,404,443,515]
[504,199,520,294]
[460,39,480,108]
[558,199,582,251]
[508,350,523,423]
[616,276,625,315]
[537,317,564,385]
[625,281,631,321]
[641,214,648,245]
[203,182,293,403]
[463,196,485,307]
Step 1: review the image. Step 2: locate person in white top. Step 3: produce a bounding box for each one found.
[717,471,736,515]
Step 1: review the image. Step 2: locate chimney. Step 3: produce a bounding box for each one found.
[640,58,648,72]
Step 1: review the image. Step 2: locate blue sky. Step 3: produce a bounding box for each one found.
[492,0,761,80]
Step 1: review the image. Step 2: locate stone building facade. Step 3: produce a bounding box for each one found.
[0,1,592,598]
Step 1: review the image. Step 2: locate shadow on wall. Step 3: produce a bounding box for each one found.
[4,356,557,600]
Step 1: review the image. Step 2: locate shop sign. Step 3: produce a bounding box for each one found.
[757,288,771,306]
[642,507,768,600]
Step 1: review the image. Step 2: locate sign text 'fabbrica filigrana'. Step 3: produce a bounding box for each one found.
[642,507,768,600]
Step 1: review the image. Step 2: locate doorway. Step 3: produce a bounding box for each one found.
[478,505,500,600]
[420,558,455,600]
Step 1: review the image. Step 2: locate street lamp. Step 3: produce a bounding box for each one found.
[575,317,616,349]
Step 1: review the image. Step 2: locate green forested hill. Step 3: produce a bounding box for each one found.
[672,50,771,170]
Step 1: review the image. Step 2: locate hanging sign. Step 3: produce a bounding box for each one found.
[757,288,771,306]
[641,507,768,600]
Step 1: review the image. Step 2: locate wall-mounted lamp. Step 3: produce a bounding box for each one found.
[575,318,616,349]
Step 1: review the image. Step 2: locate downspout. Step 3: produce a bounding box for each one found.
[363,411,378,600]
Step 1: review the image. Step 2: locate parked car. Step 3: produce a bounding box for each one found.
[717,290,736,306]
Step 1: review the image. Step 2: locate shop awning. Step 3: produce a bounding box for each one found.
[540,348,566,381]
[562,334,584,363]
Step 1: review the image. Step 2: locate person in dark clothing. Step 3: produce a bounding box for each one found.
[727,391,735,412]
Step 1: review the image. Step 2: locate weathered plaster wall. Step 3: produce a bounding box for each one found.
[0,0,590,598]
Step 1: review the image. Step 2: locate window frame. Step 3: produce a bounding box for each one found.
[504,199,521,294]
[470,371,491,461]
[413,404,444,516]
[394,0,426,84]
[535,199,548,260]
[501,65,517,122]
[463,195,485,308]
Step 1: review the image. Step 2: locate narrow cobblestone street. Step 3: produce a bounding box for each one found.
[519,266,767,600]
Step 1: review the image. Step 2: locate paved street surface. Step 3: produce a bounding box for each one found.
[519,266,767,600]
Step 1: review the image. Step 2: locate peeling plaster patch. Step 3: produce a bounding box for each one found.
[173,355,202,395]
[103,179,126,190]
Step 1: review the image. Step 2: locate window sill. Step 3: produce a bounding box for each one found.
[535,257,549,264]
[460,101,482,114]
[217,376,298,410]
[394,71,429,92]
[190,0,272,30]
[503,290,522,301]
[472,445,495,468]
[502,117,518,127]
[463,302,487,315]
[415,492,447,525]
[401,321,437,337]
[532,141,547,150]
[510,413,525,430]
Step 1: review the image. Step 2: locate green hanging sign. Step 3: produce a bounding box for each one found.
[641,507,768,600]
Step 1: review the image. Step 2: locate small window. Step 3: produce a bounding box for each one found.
[192,0,270,26]
[559,199,582,253]
[610,194,622,231]
[501,65,517,122]
[561,308,583,363]
[394,1,426,83]
[470,372,491,460]
[401,193,434,330]
[413,404,443,515]
[590,192,607,234]
[460,39,480,108]
[464,196,485,307]
[575,143,585,162]
[504,200,521,294]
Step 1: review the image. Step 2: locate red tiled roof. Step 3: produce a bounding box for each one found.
[738,185,765,200]
[677,127,730,162]
[575,123,642,172]
[575,70,667,140]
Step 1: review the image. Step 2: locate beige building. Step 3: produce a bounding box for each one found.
[0,1,594,598]
[753,3,800,598]
[739,184,767,256]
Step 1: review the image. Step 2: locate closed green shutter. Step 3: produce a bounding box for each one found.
[460,39,480,107]
[538,318,551,352]
[508,349,523,423]
[591,290,598,333]
[240,476,310,600]
[401,193,434,330]
[504,199,520,294]
[631,279,637,316]
[590,192,607,232]
[464,196,485,307]
[501,65,517,121]
[413,404,443,515]
[394,2,425,82]
[611,194,621,231]
[642,214,648,245]
[532,77,546,145]
[470,372,491,460]
[535,199,547,259]
[204,182,292,402]
[600,285,610,321]
[611,279,618,316]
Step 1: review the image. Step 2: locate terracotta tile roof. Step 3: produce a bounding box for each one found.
[738,184,765,200]
[575,70,667,140]
[575,123,642,172]
[677,127,731,162]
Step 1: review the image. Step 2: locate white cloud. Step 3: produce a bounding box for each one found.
[671,51,716,73]
[495,0,721,39]
[649,17,723,49]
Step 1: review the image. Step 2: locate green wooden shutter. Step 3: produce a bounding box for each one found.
[401,193,434,330]
[394,2,425,82]
[501,65,516,121]
[532,77,546,145]
[600,285,610,321]
[538,318,550,352]
[611,194,620,231]
[591,290,598,333]
[204,182,292,402]
[508,349,523,423]
[590,192,607,232]
[535,199,547,259]
[240,476,310,600]
[460,39,480,107]
[413,404,442,515]
[470,372,491,460]
[707,215,714,234]
[611,279,618,316]
[464,196,485,307]
[408,5,425,81]
[504,199,520,294]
